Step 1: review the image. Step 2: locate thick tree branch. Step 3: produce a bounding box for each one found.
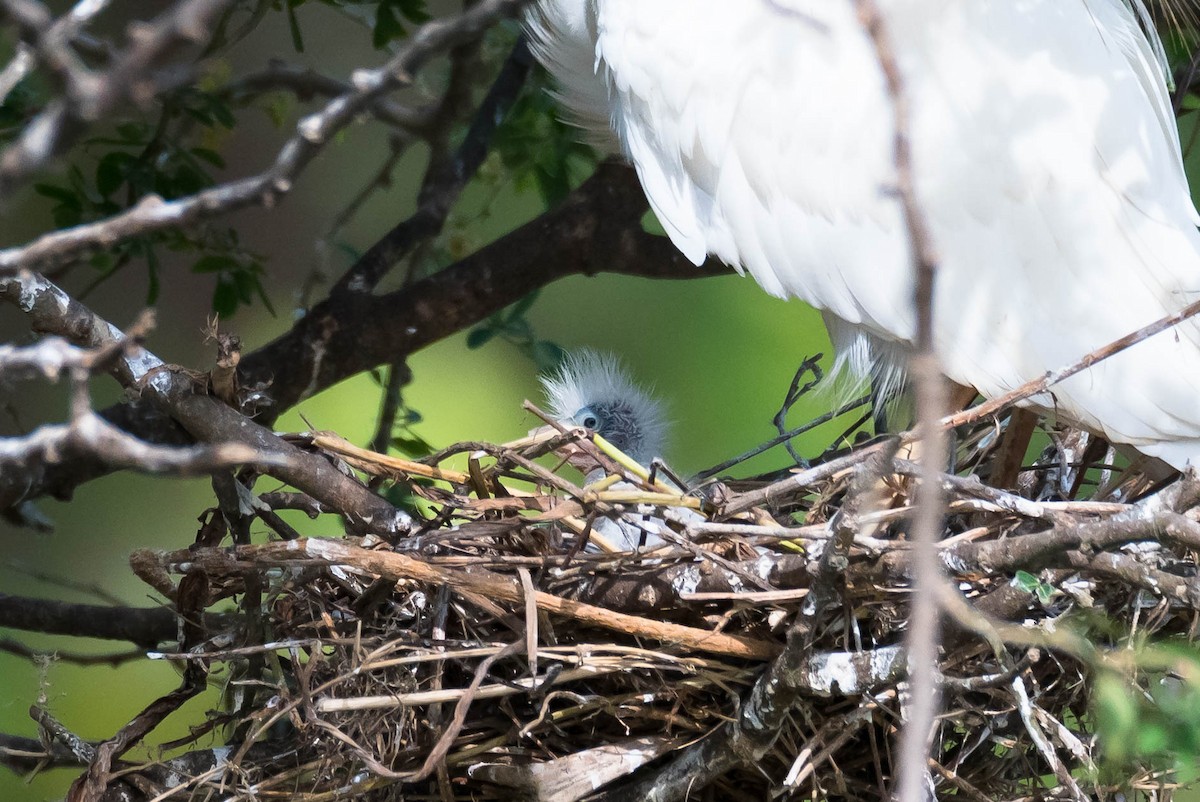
[0,593,181,646]
[0,271,408,531]
[2,165,721,511]
[244,163,713,414]
[331,36,534,295]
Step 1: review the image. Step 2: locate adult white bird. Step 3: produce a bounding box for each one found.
[541,349,691,551]
[526,0,1200,469]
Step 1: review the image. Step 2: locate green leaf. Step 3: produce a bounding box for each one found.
[286,0,306,51]
[395,0,430,22]
[33,183,80,206]
[115,122,146,142]
[210,98,237,129]
[193,254,239,273]
[466,326,497,349]
[190,147,226,168]
[532,340,567,372]
[508,289,540,321]
[212,275,239,318]
[391,434,434,458]
[373,2,405,47]
[250,270,276,316]
[1013,570,1055,603]
[96,152,135,198]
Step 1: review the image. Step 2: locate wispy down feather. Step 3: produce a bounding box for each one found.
[540,349,669,465]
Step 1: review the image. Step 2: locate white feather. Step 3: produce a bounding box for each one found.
[540,350,686,552]
[540,349,669,464]
[530,0,1200,469]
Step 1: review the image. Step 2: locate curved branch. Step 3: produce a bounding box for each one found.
[245,163,717,414]
[0,593,180,646]
[2,164,725,511]
[0,0,531,270]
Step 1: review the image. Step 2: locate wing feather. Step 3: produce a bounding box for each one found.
[531,0,1200,467]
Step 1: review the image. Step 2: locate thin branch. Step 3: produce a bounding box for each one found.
[0,271,409,532]
[0,0,237,195]
[2,165,724,512]
[942,296,1200,430]
[0,41,35,104]
[0,0,532,270]
[330,35,534,296]
[223,61,431,132]
[0,637,144,666]
[0,593,183,645]
[851,5,945,801]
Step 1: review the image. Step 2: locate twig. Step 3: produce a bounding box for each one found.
[694,393,870,481]
[0,270,409,533]
[0,0,237,194]
[942,297,1200,430]
[0,0,531,270]
[0,637,143,666]
[0,592,195,645]
[157,539,781,660]
[850,4,945,802]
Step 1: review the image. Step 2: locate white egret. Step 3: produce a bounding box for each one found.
[541,349,690,551]
[542,348,668,471]
[527,1,1200,469]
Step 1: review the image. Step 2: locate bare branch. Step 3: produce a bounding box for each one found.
[0,0,238,194]
[0,0,531,268]
[0,593,182,645]
[850,4,946,801]
[943,296,1200,430]
[0,637,144,666]
[0,41,35,103]
[0,270,408,532]
[330,36,534,295]
[223,61,431,132]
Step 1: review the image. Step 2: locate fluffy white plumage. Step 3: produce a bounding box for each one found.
[541,350,681,551]
[527,0,1200,469]
[541,349,668,465]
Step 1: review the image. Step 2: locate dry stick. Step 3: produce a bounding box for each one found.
[851,4,946,802]
[720,441,889,517]
[0,271,405,531]
[309,432,470,483]
[170,539,780,661]
[942,296,1200,430]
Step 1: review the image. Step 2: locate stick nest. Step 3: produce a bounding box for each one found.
[94,403,1200,801]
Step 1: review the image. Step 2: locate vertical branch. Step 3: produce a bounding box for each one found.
[851,3,946,801]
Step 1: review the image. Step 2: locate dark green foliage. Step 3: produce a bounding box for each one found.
[283,0,431,50]
[370,0,432,48]
[1095,651,1200,783]
[492,74,597,207]
[0,74,42,145]
[367,368,433,458]
[467,290,566,373]
[26,87,271,315]
[1014,570,1057,605]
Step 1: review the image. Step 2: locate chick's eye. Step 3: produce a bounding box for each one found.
[582,414,599,429]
